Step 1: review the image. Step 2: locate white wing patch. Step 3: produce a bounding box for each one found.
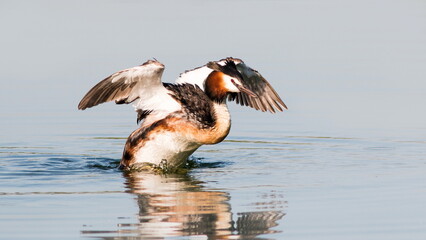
[175,65,212,91]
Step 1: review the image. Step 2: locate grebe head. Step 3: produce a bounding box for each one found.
[205,60,256,101]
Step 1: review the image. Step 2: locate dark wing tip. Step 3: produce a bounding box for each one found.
[281,101,288,110]
[77,96,100,110]
[77,95,94,110]
[77,81,109,110]
[77,102,86,110]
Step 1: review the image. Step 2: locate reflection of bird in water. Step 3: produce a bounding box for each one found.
[125,172,232,237]
[78,58,287,171]
[81,172,285,239]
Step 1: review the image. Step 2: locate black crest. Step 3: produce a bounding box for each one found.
[206,59,244,81]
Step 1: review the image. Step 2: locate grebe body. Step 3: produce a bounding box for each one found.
[78,58,287,171]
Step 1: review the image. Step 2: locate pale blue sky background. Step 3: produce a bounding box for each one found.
[1,0,425,140]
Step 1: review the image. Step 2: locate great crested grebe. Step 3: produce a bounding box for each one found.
[78,58,287,171]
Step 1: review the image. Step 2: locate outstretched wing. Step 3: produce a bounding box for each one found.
[176,57,287,113]
[78,59,181,123]
[229,61,287,113]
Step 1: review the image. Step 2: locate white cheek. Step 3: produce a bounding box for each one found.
[222,75,240,92]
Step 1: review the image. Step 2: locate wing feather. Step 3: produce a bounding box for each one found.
[233,61,288,112]
[78,59,181,124]
[78,60,165,110]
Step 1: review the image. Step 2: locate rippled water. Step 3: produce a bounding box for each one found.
[2,0,426,239]
[1,128,425,239]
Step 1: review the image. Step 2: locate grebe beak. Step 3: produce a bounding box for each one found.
[231,79,257,97]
